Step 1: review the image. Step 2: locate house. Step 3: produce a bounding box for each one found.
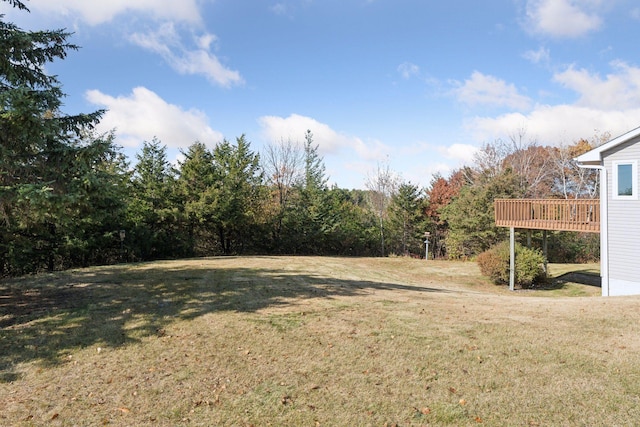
[576,126,640,296]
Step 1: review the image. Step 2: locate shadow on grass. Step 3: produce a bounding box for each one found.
[536,270,602,291]
[0,258,447,382]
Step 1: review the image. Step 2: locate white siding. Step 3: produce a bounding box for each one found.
[608,278,640,296]
[603,136,640,289]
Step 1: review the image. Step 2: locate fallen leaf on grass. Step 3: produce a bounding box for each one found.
[281,395,293,405]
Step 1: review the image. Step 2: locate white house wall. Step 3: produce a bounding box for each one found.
[603,136,640,296]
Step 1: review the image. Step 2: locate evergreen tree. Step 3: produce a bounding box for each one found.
[212,135,263,254]
[298,130,330,253]
[388,182,428,256]
[441,169,522,259]
[303,130,328,193]
[128,138,182,260]
[0,0,107,274]
[61,132,130,268]
[176,141,218,255]
[319,187,378,256]
[176,137,264,256]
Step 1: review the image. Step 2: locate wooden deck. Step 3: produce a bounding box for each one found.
[494,199,600,233]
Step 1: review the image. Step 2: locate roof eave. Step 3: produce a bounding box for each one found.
[574,153,603,164]
[575,125,640,164]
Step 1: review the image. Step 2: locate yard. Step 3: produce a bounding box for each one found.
[2,256,639,426]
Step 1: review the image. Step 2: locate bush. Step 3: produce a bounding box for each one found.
[477,240,546,288]
[476,243,510,284]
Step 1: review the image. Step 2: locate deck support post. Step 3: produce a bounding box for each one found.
[542,230,548,276]
[509,227,515,291]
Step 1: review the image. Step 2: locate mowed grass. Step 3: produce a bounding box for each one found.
[2,256,639,426]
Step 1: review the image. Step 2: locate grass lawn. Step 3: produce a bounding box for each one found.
[2,256,639,426]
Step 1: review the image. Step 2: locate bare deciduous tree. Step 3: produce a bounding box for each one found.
[471,129,554,198]
[551,137,602,199]
[366,161,399,256]
[262,139,304,242]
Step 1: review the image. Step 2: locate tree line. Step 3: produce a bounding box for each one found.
[0,0,600,276]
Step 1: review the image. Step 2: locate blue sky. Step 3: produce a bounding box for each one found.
[4,0,640,189]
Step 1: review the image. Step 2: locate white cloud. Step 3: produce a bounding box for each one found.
[21,1,243,88]
[258,114,343,154]
[466,60,640,146]
[25,0,201,25]
[196,33,217,50]
[423,162,454,182]
[257,113,389,161]
[257,114,394,189]
[467,104,639,146]
[440,143,479,165]
[553,61,640,110]
[388,159,458,189]
[453,71,532,110]
[398,62,420,79]
[86,86,223,149]
[523,47,550,64]
[130,24,243,88]
[398,140,478,167]
[257,115,468,189]
[130,24,176,56]
[270,3,289,16]
[525,0,602,38]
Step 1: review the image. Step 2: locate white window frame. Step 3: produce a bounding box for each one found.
[613,160,637,200]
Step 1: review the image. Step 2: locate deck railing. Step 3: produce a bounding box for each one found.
[494,199,600,233]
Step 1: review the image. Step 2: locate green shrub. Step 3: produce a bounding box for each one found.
[476,242,510,284]
[477,240,546,288]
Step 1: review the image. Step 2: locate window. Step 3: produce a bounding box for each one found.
[613,160,637,199]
